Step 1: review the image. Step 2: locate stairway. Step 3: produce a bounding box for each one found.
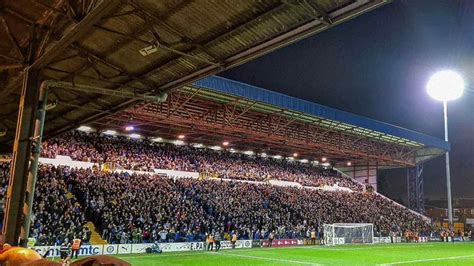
[85,222,107,245]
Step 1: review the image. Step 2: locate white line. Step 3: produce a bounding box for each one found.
[212,251,323,265]
[379,255,474,265]
[320,244,434,251]
[232,244,433,252]
[117,252,199,259]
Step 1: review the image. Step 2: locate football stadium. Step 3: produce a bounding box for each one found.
[0,0,473,265]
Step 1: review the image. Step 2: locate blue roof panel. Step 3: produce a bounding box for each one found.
[194,76,449,151]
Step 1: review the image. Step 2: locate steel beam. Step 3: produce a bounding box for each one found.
[407,164,424,214]
[127,101,413,166]
[45,81,168,102]
[30,0,120,69]
[1,67,40,245]
[20,85,48,244]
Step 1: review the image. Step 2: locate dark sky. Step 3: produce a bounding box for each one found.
[220,0,474,203]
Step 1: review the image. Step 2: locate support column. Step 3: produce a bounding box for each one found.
[20,86,48,244]
[1,68,40,245]
[407,164,424,214]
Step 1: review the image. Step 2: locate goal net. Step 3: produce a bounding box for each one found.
[323,223,374,246]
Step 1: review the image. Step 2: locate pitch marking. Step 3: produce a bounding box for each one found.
[212,251,323,265]
[379,254,474,265]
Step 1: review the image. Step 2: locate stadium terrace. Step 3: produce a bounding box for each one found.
[0,0,470,265]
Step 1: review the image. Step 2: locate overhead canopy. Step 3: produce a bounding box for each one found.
[93,76,448,169]
[0,0,389,147]
[195,76,450,151]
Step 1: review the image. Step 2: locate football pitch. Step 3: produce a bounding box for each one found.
[107,242,474,265]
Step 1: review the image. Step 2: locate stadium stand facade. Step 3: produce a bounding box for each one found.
[0,132,436,246]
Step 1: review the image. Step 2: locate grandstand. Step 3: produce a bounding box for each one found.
[93,76,449,191]
[0,1,472,265]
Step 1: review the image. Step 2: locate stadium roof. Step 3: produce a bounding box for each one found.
[0,0,389,148]
[93,76,448,169]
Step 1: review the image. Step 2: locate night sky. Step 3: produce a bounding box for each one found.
[221,0,474,203]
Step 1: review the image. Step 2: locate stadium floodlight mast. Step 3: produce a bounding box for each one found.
[426,70,465,228]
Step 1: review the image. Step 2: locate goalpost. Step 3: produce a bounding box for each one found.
[323,223,374,246]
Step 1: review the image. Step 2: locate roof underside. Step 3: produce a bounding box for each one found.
[0,0,442,168]
[92,76,447,168]
[0,0,389,149]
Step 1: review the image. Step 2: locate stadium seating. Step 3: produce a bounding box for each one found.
[41,131,363,191]
[28,164,90,245]
[0,162,8,231]
[34,165,430,244]
[0,131,432,246]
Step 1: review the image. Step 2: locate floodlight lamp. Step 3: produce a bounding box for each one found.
[426,70,464,101]
[125,126,134,131]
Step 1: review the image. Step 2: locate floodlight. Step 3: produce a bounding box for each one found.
[426,70,464,101]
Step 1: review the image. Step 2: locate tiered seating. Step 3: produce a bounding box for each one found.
[41,131,363,191]
[0,162,9,231]
[28,164,90,245]
[56,166,429,244]
[0,131,432,246]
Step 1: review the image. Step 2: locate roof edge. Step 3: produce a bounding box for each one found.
[194,76,450,151]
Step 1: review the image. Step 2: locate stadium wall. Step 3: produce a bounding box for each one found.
[34,240,253,258]
[32,237,443,257]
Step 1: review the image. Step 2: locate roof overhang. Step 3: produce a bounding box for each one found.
[0,0,390,145]
[91,76,447,169]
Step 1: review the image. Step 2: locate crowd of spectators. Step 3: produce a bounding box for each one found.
[0,131,431,246]
[41,131,363,191]
[0,162,9,231]
[28,164,90,245]
[55,166,430,244]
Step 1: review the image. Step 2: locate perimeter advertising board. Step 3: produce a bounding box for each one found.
[261,239,298,247]
[35,240,248,257]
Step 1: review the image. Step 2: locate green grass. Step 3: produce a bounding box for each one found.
[108,242,474,266]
